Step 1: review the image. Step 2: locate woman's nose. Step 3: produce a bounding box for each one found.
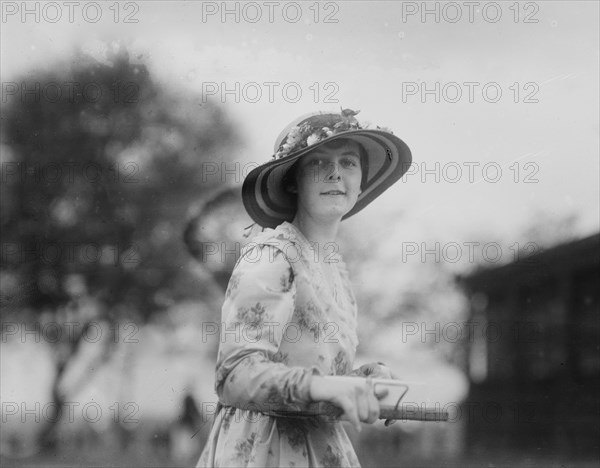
[324,162,341,180]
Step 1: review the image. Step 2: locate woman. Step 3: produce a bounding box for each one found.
[196,109,412,467]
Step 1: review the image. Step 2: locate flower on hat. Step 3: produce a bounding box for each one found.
[306,132,322,146]
[376,125,394,134]
[286,126,303,145]
[272,108,395,160]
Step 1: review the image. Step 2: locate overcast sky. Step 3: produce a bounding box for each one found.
[2,0,599,247]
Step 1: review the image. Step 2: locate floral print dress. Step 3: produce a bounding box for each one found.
[196,221,362,467]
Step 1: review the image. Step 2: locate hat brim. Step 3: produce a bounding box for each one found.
[242,129,412,229]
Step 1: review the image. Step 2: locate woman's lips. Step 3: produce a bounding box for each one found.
[321,190,345,195]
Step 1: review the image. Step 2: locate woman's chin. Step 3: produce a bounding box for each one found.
[299,196,359,221]
[316,204,355,220]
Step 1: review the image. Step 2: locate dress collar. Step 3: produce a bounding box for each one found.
[246,221,345,267]
[278,222,342,265]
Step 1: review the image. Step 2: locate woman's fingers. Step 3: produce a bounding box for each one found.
[338,378,382,429]
[353,378,369,425]
[366,393,380,424]
[357,363,374,377]
[374,385,389,400]
[316,376,395,429]
[355,393,369,426]
[364,363,394,380]
[345,407,362,432]
[376,365,391,379]
[364,378,380,424]
[339,396,361,432]
[354,362,401,381]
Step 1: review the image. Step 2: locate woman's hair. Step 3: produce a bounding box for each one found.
[282,138,369,197]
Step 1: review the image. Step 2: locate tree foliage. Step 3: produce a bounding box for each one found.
[1,44,242,453]
[1,45,240,322]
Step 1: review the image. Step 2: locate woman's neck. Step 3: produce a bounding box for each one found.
[291,213,340,256]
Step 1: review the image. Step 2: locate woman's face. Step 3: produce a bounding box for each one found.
[293,140,363,222]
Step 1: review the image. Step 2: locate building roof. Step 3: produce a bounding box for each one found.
[458,233,600,293]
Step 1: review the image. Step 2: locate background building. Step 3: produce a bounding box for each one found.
[460,233,600,462]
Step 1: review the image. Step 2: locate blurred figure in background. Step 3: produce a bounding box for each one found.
[170,393,202,465]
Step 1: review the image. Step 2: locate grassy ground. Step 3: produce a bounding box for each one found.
[3,450,599,468]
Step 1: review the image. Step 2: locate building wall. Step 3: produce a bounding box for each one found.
[462,235,600,459]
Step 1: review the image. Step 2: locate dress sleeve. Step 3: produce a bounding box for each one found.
[214,244,321,414]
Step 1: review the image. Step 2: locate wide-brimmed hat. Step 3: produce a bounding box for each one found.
[242,109,412,228]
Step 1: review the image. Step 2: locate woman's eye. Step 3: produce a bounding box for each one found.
[308,159,323,166]
[342,159,358,167]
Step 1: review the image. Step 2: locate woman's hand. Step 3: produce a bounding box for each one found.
[350,362,400,426]
[350,362,399,380]
[309,375,389,433]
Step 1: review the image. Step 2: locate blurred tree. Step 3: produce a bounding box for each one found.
[0,43,240,451]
